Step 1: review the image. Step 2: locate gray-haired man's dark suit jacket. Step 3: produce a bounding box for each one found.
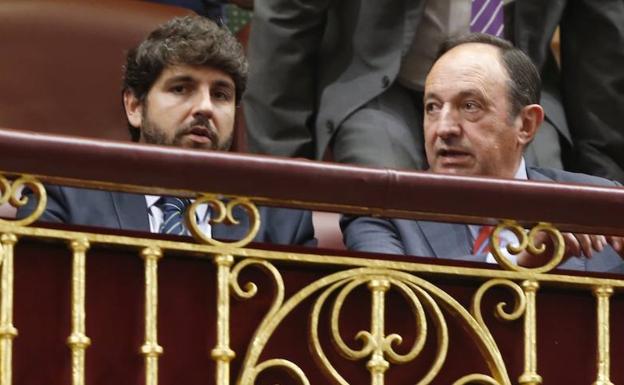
[18,185,316,246]
[342,168,624,273]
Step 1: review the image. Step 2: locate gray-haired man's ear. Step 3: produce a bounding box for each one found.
[517,104,544,146]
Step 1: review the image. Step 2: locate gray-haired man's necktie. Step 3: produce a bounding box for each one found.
[470,0,504,37]
[158,197,191,235]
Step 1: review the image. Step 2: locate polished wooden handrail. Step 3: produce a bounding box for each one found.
[1,127,622,235]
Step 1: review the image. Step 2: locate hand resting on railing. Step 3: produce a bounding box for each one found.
[517,232,624,268]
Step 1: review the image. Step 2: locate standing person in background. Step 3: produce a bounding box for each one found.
[244,0,428,169]
[512,0,624,183]
[243,0,569,173]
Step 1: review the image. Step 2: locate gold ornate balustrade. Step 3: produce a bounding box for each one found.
[1,128,624,385]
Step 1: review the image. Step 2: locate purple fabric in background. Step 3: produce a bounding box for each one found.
[146,0,225,23]
[470,0,504,37]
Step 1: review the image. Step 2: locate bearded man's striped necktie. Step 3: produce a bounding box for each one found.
[158,197,191,235]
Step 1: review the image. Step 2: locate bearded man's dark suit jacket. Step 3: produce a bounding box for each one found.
[342,168,624,273]
[512,0,624,182]
[18,186,316,246]
[243,0,578,171]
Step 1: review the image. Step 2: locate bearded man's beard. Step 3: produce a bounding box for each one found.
[140,111,232,151]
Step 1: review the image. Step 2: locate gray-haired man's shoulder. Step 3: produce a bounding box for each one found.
[528,167,622,187]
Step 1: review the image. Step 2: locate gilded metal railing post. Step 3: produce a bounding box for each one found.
[211,255,235,385]
[592,286,614,385]
[0,234,18,385]
[518,280,542,385]
[366,279,390,385]
[67,238,91,385]
[140,247,164,385]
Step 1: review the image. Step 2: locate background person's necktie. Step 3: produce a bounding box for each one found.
[470,0,504,37]
[158,197,191,236]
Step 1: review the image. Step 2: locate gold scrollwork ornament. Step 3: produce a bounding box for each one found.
[236,267,514,385]
[471,279,526,328]
[186,194,259,248]
[490,220,564,274]
[311,274,449,385]
[0,175,47,227]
